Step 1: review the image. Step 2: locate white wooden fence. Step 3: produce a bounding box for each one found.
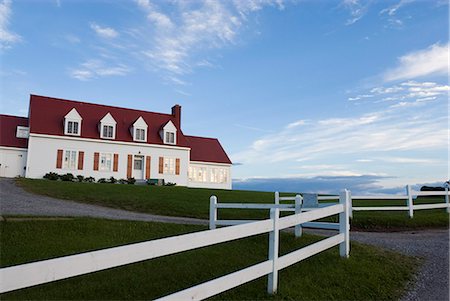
[210,193,343,235]
[350,185,450,218]
[0,192,350,299]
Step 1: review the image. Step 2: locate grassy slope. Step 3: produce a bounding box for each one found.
[0,218,418,300]
[16,178,449,230]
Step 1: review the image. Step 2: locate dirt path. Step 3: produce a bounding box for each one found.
[0,177,448,300]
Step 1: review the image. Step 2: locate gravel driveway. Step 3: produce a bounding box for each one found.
[0,178,206,225]
[0,178,448,300]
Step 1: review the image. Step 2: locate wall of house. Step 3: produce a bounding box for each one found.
[187,161,232,190]
[0,147,28,178]
[26,134,190,185]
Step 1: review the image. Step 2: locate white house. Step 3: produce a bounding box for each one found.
[0,95,232,189]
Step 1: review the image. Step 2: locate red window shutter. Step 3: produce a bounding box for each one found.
[175,158,180,175]
[145,156,151,179]
[78,151,84,170]
[56,149,63,169]
[127,155,133,178]
[113,154,119,172]
[158,157,164,174]
[93,152,99,171]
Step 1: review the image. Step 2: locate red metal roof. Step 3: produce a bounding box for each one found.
[28,95,231,164]
[29,95,190,147]
[185,135,232,164]
[0,114,29,149]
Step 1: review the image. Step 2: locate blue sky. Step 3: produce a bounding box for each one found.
[0,0,448,194]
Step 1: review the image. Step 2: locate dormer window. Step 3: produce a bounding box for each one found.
[64,108,82,136]
[132,116,148,142]
[99,113,116,140]
[165,131,175,144]
[160,120,177,145]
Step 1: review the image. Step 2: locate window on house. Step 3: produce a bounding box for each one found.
[165,131,175,144]
[135,128,146,141]
[163,157,175,174]
[63,150,77,169]
[67,121,79,135]
[102,125,114,139]
[189,166,207,182]
[99,153,112,171]
[16,126,29,138]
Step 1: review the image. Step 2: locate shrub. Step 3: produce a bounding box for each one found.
[43,172,59,181]
[165,182,176,186]
[60,173,74,182]
[127,177,136,185]
[109,177,117,184]
[97,178,107,184]
[76,175,84,182]
[118,178,128,184]
[84,176,95,183]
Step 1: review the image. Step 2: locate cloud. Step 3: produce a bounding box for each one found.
[384,42,449,82]
[70,59,131,81]
[380,0,413,16]
[90,22,119,38]
[135,0,284,82]
[342,0,370,25]
[233,174,391,195]
[0,0,22,49]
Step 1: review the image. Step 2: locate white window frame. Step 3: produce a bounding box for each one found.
[65,120,80,136]
[163,157,175,175]
[134,128,147,142]
[64,108,82,136]
[189,166,207,182]
[99,153,113,171]
[165,131,175,144]
[63,150,78,170]
[101,124,115,139]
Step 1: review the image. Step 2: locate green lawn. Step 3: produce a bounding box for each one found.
[15,178,449,231]
[0,218,418,300]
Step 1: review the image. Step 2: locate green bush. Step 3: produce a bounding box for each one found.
[127,177,136,185]
[165,182,176,186]
[43,172,59,181]
[84,176,95,183]
[118,179,128,184]
[76,175,84,182]
[109,177,117,184]
[60,173,74,182]
[97,178,107,184]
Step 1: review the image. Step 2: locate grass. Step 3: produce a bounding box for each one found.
[0,218,419,300]
[15,178,449,231]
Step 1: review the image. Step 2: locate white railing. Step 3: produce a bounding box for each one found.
[350,185,450,218]
[210,192,343,236]
[0,192,350,299]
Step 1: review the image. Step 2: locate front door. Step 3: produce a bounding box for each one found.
[132,155,144,180]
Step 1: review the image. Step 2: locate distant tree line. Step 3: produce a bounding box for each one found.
[420,181,450,191]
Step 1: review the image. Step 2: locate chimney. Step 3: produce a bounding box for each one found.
[171,104,181,128]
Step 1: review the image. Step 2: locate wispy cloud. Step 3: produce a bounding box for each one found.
[90,22,119,39]
[70,59,131,81]
[380,0,413,16]
[384,42,449,81]
[0,0,21,49]
[342,0,370,25]
[136,0,285,84]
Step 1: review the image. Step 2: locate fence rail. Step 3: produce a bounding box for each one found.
[350,185,449,218]
[0,193,350,300]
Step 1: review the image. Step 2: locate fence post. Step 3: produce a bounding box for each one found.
[339,189,350,258]
[348,190,353,219]
[209,195,217,230]
[267,207,280,295]
[406,185,413,218]
[445,184,449,214]
[274,191,279,205]
[294,194,302,238]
